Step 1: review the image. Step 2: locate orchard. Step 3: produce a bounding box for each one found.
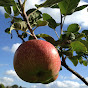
[0,0,88,86]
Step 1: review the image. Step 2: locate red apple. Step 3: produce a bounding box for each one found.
[13,39,61,84]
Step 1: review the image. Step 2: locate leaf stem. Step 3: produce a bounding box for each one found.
[54,30,59,39]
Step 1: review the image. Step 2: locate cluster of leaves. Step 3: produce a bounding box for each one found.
[1,0,88,67]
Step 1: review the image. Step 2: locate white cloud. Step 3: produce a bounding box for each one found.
[5,70,20,80]
[86,77,88,81]
[6,70,17,77]
[2,46,10,52]
[0,64,8,67]
[0,77,14,86]
[2,43,21,53]
[59,74,79,80]
[11,43,21,53]
[0,6,5,14]
[25,0,45,11]
[64,1,88,28]
[29,80,88,88]
[71,74,79,80]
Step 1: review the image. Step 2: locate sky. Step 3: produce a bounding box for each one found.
[0,0,88,88]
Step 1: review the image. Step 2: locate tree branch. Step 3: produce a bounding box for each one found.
[60,14,63,34]
[61,61,88,86]
[18,0,37,39]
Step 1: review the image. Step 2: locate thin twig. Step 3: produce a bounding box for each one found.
[55,30,59,39]
[60,14,63,34]
[61,61,88,86]
[16,30,25,43]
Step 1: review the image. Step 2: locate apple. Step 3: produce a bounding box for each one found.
[13,39,61,84]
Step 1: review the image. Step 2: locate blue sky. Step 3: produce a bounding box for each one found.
[0,0,88,88]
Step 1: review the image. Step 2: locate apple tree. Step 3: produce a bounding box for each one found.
[1,0,88,86]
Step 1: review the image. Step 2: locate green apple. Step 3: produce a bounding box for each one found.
[13,39,61,84]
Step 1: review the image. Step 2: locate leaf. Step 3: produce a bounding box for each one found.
[58,0,80,15]
[75,4,88,12]
[79,57,83,64]
[13,4,20,16]
[26,8,42,28]
[67,24,80,33]
[82,30,88,35]
[50,3,59,8]
[79,40,88,51]
[83,60,87,66]
[21,32,27,38]
[0,0,15,6]
[10,21,28,33]
[71,41,87,53]
[4,6,11,14]
[37,34,55,44]
[69,56,78,66]
[36,20,48,27]
[12,17,23,22]
[5,28,10,34]
[4,13,10,18]
[35,0,63,8]
[43,13,57,29]
[29,34,55,45]
[63,50,73,57]
[75,33,86,40]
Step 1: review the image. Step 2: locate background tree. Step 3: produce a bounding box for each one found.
[0,84,5,88]
[11,84,18,88]
[0,0,88,86]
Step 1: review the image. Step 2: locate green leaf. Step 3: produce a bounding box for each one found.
[67,24,80,33]
[50,3,59,8]
[26,8,42,28]
[5,28,10,34]
[80,40,88,51]
[63,50,73,57]
[10,21,28,33]
[75,33,86,40]
[36,20,48,27]
[37,34,56,45]
[35,0,63,8]
[58,0,80,15]
[43,13,57,29]
[29,34,55,45]
[69,56,78,66]
[82,30,88,35]
[83,60,87,66]
[12,17,23,22]
[79,57,83,64]
[75,4,88,12]
[0,0,15,6]
[4,6,11,14]
[13,4,20,16]
[21,32,27,38]
[71,41,87,53]
[4,13,10,18]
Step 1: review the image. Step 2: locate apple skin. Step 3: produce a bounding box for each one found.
[13,39,61,84]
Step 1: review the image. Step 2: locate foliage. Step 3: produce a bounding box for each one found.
[0,84,5,88]
[1,0,88,86]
